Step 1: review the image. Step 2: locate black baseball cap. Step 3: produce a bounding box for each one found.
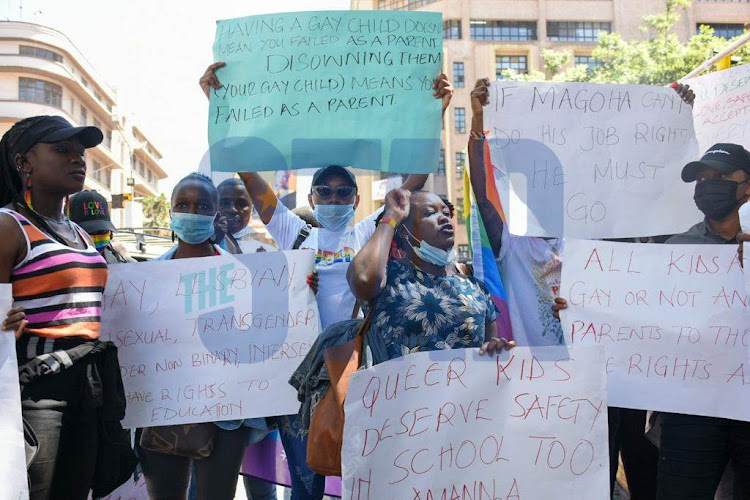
[68,190,116,234]
[311,165,357,190]
[14,115,102,158]
[681,143,750,182]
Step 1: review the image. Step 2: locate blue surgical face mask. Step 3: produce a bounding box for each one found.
[402,225,456,266]
[313,204,355,231]
[170,212,217,244]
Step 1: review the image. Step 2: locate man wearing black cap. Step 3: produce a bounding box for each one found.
[657,143,750,498]
[69,190,135,264]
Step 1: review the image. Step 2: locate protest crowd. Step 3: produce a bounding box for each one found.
[2,8,750,500]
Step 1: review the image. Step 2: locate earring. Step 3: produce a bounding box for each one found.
[24,174,32,209]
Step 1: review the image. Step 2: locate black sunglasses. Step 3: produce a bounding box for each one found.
[312,185,356,200]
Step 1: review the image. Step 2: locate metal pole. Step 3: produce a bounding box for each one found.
[682,31,750,80]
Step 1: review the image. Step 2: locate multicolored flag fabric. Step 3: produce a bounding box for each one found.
[464,139,514,341]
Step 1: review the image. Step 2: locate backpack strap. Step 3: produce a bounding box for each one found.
[292,226,311,250]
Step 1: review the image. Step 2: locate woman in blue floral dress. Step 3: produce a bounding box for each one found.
[347,188,513,361]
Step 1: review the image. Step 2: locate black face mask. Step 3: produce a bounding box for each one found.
[694,178,748,220]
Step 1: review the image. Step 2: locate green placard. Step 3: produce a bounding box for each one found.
[208,10,443,173]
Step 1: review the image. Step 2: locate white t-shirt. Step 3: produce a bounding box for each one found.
[265,203,378,329]
[497,229,564,346]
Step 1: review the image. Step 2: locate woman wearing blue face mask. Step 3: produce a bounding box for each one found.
[347,188,514,361]
[138,172,254,500]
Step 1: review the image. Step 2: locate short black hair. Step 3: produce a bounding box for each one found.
[217,178,245,190]
[375,190,456,250]
[172,172,218,207]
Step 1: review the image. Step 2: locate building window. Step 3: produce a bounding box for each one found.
[496,55,528,79]
[130,154,136,169]
[107,103,113,112]
[80,77,88,88]
[698,23,746,39]
[376,0,439,9]
[547,21,612,42]
[453,62,465,88]
[454,108,466,133]
[455,152,466,178]
[148,169,153,183]
[19,45,63,63]
[93,118,101,131]
[105,130,112,149]
[574,55,602,71]
[94,91,102,102]
[18,77,62,108]
[458,244,470,262]
[92,160,102,183]
[80,106,87,126]
[456,197,466,224]
[444,20,462,40]
[438,148,446,175]
[470,20,537,41]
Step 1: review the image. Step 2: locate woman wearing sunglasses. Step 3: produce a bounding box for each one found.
[199,63,453,500]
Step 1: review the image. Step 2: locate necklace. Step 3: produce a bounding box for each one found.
[15,202,80,246]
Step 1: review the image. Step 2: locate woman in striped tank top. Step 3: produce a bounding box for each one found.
[0,116,110,499]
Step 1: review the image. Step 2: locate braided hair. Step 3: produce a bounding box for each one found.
[0,116,46,207]
[172,172,219,207]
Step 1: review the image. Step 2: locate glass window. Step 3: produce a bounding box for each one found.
[547,21,612,42]
[456,197,466,224]
[18,77,62,108]
[105,130,112,149]
[443,20,462,40]
[80,77,88,88]
[437,148,446,175]
[80,106,87,126]
[698,23,746,39]
[453,62,465,88]
[455,152,466,178]
[19,45,63,63]
[470,20,537,41]
[495,55,528,79]
[94,91,102,102]
[376,0,439,9]
[92,161,102,183]
[454,108,466,133]
[574,55,602,71]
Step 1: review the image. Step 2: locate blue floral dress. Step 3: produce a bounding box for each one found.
[369,260,499,361]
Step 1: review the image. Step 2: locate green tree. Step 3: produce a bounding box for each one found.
[506,0,749,84]
[142,193,170,234]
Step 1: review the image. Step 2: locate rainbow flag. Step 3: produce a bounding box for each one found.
[464,139,513,341]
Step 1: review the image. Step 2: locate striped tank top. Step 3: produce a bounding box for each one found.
[1,208,108,339]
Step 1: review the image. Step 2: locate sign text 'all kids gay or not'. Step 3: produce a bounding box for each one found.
[208,11,443,174]
[342,347,609,500]
[561,239,750,421]
[100,251,319,428]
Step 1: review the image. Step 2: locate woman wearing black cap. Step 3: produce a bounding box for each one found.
[0,116,134,498]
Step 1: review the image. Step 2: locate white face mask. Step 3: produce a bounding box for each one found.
[401,225,456,266]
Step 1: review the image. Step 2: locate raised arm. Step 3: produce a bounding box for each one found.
[401,72,455,193]
[468,78,504,257]
[347,189,410,301]
[237,173,278,225]
[199,62,280,225]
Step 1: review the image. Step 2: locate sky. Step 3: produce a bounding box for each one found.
[1,0,351,191]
